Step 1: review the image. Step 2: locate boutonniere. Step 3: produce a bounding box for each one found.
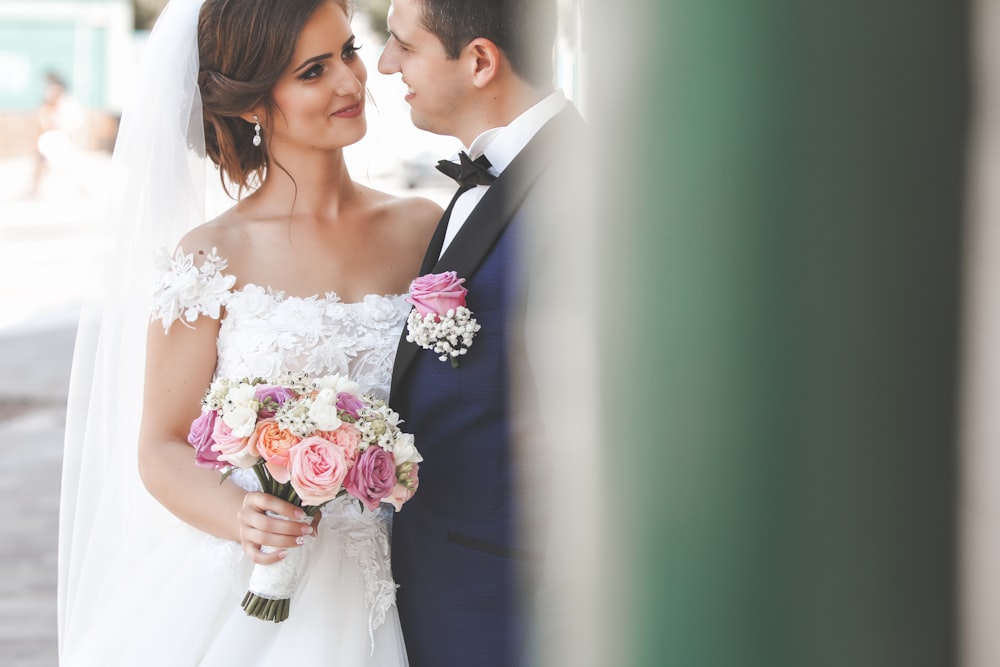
[405,271,482,368]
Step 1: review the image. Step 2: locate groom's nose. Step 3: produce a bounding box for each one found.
[378,38,401,75]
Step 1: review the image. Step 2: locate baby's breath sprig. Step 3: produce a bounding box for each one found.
[405,306,481,368]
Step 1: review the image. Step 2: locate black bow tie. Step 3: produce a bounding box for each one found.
[436,151,497,190]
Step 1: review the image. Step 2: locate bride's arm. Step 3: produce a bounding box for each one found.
[136,317,247,540]
[136,318,313,562]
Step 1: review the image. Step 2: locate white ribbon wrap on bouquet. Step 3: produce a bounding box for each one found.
[247,513,315,600]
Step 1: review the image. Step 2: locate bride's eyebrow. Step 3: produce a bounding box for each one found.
[293,53,333,73]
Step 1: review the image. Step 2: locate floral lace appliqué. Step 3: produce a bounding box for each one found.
[150,246,236,331]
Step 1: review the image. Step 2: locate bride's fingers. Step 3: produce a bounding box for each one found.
[237,493,315,550]
[240,535,286,564]
[242,491,307,523]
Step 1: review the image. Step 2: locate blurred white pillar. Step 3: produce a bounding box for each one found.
[961,2,1000,665]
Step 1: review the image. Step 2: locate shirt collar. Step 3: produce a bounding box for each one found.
[461,90,568,176]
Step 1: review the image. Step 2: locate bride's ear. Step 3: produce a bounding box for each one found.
[239,109,263,125]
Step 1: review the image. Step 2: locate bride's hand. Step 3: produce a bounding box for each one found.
[237,491,319,565]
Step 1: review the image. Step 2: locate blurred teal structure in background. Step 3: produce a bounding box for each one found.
[0,0,132,156]
[0,0,131,110]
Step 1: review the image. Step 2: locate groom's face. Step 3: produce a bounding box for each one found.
[378,0,469,139]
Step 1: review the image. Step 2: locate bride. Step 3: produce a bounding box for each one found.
[57,0,440,663]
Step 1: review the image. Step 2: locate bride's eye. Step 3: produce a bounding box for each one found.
[342,41,362,61]
[299,63,326,81]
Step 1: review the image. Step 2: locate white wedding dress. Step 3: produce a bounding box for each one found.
[62,249,411,666]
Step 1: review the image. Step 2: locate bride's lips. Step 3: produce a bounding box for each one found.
[332,102,363,118]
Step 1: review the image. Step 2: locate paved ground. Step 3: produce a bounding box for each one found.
[0,155,99,667]
[0,326,73,667]
[0,150,451,667]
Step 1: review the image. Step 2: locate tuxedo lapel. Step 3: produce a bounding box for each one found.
[390,106,586,396]
[418,189,464,275]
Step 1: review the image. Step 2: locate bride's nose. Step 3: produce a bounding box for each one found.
[333,60,365,97]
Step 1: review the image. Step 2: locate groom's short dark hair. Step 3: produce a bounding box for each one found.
[416,0,556,88]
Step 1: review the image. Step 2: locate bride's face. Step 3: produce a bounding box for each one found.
[265,1,367,152]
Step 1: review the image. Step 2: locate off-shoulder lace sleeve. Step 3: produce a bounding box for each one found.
[150,246,237,331]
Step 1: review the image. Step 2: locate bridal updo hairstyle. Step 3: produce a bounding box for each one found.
[197,0,351,195]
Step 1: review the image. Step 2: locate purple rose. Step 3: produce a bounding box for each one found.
[254,384,296,418]
[344,446,397,512]
[335,391,365,420]
[187,409,223,469]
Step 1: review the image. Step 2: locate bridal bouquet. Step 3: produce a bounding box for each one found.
[187,372,421,622]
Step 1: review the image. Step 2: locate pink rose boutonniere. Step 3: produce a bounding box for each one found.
[405,271,482,368]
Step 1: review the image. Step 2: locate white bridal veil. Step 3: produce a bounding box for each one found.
[57,0,214,654]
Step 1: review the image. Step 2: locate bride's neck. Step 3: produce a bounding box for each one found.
[251,147,356,219]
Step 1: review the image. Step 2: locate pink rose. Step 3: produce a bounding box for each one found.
[187,409,223,469]
[406,271,468,318]
[210,417,259,468]
[344,446,397,512]
[288,436,349,506]
[254,384,296,418]
[383,463,419,512]
[335,392,366,420]
[322,423,362,467]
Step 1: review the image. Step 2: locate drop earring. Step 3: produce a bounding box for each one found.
[252,116,262,147]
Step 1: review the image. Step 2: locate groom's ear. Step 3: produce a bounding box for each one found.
[465,38,502,89]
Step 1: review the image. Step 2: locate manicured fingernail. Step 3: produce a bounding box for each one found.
[301,524,313,535]
[276,549,287,559]
[296,536,307,545]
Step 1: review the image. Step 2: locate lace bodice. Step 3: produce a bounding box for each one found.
[150,247,410,400]
[217,287,409,400]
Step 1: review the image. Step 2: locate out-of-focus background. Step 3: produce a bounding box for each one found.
[2,0,999,666]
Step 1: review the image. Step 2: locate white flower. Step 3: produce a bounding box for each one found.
[307,389,343,431]
[312,373,360,395]
[392,432,422,465]
[223,404,258,438]
[276,398,316,437]
[227,382,257,406]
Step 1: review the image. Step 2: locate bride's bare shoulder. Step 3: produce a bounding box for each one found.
[360,185,442,243]
[173,204,250,266]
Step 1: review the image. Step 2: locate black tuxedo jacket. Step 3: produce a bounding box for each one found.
[389,104,587,667]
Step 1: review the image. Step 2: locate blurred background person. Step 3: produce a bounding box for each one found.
[27,70,84,199]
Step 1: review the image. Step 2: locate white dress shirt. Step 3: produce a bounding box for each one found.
[438,90,569,258]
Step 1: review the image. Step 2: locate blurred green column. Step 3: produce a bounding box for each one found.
[591,1,967,665]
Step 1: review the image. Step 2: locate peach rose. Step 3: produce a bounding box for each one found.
[250,418,300,483]
[288,436,349,506]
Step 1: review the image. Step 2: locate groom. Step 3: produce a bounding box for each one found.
[379,0,587,665]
